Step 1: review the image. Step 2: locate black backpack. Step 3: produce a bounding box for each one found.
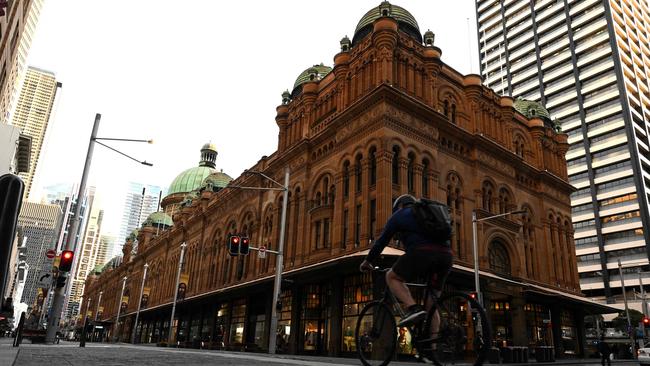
[412,198,452,245]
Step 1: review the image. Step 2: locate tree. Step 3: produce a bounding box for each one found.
[612,309,644,332]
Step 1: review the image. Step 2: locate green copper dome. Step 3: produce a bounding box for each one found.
[353,1,422,45]
[292,64,332,92]
[168,166,216,196]
[127,229,139,242]
[513,97,559,129]
[143,211,173,228]
[202,170,233,192]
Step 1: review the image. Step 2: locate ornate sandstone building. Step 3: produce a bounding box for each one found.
[82,1,611,358]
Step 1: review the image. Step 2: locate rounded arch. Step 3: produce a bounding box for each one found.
[488,239,512,275]
[362,137,382,152]
[497,185,516,214]
[484,231,520,276]
[237,205,259,225]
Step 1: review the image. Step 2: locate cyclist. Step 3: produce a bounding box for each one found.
[360,194,453,327]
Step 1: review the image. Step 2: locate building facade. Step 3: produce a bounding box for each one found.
[17,201,62,306]
[475,0,650,305]
[84,2,611,358]
[0,0,35,123]
[11,66,61,199]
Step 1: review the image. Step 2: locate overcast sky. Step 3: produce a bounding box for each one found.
[28,0,479,234]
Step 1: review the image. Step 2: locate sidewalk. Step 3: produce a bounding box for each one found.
[0,338,19,366]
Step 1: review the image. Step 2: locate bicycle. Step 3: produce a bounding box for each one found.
[355,268,491,366]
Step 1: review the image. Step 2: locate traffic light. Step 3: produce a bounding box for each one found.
[59,250,74,272]
[228,235,240,256]
[240,236,250,255]
[55,275,67,288]
[643,316,650,326]
[469,292,478,300]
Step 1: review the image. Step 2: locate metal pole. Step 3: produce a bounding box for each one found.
[640,269,647,341]
[46,113,101,343]
[131,263,148,344]
[472,210,481,306]
[268,167,290,354]
[618,259,636,359]
[168,243,187,345]
[112,276,127,343]
[92,291,102,342]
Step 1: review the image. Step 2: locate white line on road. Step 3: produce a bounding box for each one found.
[112,344,354,366]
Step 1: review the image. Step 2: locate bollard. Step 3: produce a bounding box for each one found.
[80,317,89,347]
[13,311,25,347]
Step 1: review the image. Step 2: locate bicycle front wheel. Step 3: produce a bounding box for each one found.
[420,292,491,366]
[356,301,398,366]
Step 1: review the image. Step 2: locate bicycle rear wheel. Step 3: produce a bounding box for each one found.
[356,301,398,366]
[419,292,491,366]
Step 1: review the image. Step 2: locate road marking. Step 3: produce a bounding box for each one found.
[115,344,353,366]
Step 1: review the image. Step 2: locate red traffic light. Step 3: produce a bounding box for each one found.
[469,292,477,300]
[240,236,250,255]
[228,235,240,256]
[643,317,650,325]
[59,250,74,272]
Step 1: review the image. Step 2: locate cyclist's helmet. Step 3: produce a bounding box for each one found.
[392,194,416,213]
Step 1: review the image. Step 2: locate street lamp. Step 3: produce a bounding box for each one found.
[168,243,187,345]
[46,113,153,343]
[471,209,526,307]
[112,276,127,343]
[132,263,149,344]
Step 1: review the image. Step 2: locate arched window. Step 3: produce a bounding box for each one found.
[451,104,456,124]
[446,172,463,257]
[343,161,350,197]
[422,158,430,197]
[489,240,511,275]
[392,146,400,184]
[482,181,494,212]
[498,188,512,214]
[323,177,329,204]
[443,100,449,117]
[355,154,362,193]
[407,152,415,193]
[369,147,377,185]
[514,135,525,157]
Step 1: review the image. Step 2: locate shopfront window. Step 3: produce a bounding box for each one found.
[277,290,292,353]
[341,273,373,352]
[177,318,188,343]
[214,303,229,349]
[524,304,553,348]
[230,299,246,347]
[490,301,512,347]
[301,283,331,353]
[201,313,212,343]
[189,317,200,343]
[560,310,578,355]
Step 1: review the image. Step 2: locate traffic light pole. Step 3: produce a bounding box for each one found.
[268,167,289,355]
[168,242,187,345]
[618,259,637,359]
[46,114,101,344]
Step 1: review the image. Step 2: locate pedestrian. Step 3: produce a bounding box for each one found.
[597,335,611,366]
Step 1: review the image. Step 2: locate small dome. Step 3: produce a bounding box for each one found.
[202,142,217,152]
[143,211,173,228]
[292,64,332,94]
[168,166,216,196]
[202,170,233,192]
[513,98,556,128]
[127,229,139,242]
[353,1,421,45]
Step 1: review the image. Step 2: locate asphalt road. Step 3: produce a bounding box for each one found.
[0,339,642,366]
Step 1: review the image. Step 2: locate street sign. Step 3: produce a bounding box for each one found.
[258,245,266,259]
[46,249,55,259]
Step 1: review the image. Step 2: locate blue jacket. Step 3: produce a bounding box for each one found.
[366,207,444,263]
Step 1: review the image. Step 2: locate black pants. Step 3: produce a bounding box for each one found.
[601,354,611,366]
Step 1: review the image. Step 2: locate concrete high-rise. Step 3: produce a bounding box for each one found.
[67,202,104,318]
[2,0,44,124]
[113,182,162,257]
[0,0,37,124]
[17,201,62,306]
[476,0,650,304]
[11,66,61,199]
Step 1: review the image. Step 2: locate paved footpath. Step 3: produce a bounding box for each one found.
[0,339,642,366]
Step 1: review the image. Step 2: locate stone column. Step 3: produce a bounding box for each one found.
[413,163,423,198]
[376,149,393,233]
[360,158,370,245]
[329,276,344,356]
[398,158,408,192]
[510,297,528,346]
[333,172,345,251]
[296,195,308,265]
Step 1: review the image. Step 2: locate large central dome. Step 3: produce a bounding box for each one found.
[352,1,421,45]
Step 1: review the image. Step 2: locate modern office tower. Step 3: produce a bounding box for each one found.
[476,0,650,304]
[66,204,104,318]
[11,66,61,199]
[16,201,62,306]
[0,0,36,124]
[96,234,114,267]
[3,0,44,124]
[113,182,162,257]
